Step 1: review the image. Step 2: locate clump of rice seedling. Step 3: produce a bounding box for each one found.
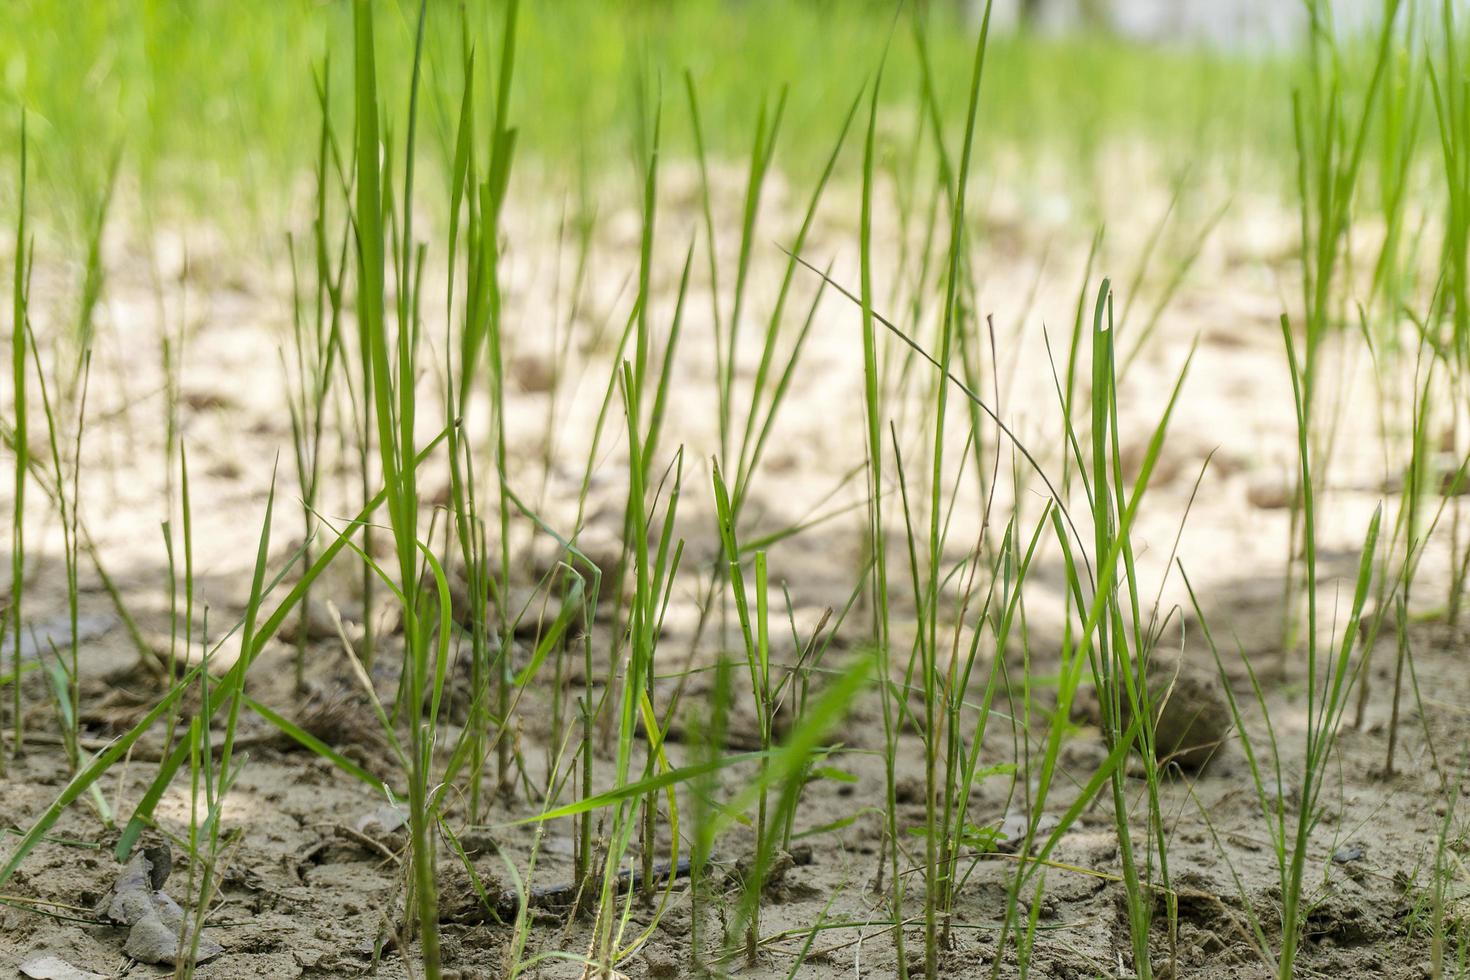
[1047,281,1195,979]
[1426,0,1470,626]
[710,466,772,963]
[687,655,734,969]
[1279,0,1401,663]
[1188,315,1381,980]
[174,474,280,976]
[281,61,349,695]
[675,64,859,721]
[852,49,909,975]
[343,1,454,969]
[28,327,92,775]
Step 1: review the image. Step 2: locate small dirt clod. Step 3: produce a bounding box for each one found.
[1136,654,1233,771]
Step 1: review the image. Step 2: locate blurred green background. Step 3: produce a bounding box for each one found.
[0,0,1301,236]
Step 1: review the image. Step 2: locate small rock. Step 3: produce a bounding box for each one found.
[1438,453,1469,496]
[1332,843,1365,865]
[726,848,801,893]
[293,947,327,970]
[278,597,351,644]
[642,944,681,979]
[355,803,409,836]
[1266,782,1301,814]
[19,955,109,980]
[355,931,398,957]
[1,612,116,660]
[1061,736,1108,772]
[455,829,501,856]
[124,909,190,964]
[996,812,1060,853]
[1247,473,1293,510]
[439,862,514,925]
[179,389,236,412]
[510,352,556,394]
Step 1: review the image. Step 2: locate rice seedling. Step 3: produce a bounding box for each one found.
[1428,755,1467,979]
[162,440,192,765]
[7,114,28,769]
[855,51,907,975]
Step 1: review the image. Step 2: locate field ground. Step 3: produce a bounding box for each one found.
[0,163,1463,977]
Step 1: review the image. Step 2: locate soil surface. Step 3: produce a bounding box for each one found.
[0,159,1465,978]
